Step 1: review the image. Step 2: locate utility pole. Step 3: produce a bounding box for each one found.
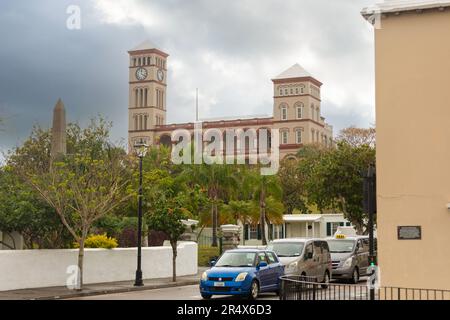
[364,163,377,300]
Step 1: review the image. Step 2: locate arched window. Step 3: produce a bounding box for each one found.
[295,129,303,144]
[295,102,304,119]
[316,107,320,121]
[311,104,315,120]
[144,115,148,130]
[144,88,148,107]
[280,104,288,121]
[281,131,289,145]
[134,115,138,131]
[135,89,139,108]
[139,115,143,130]
[311,129,315,142]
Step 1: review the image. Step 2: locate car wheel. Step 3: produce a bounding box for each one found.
[351,268,359,284]
[201,294,212,300]
[248,280,259,300]
[321,272,330,289]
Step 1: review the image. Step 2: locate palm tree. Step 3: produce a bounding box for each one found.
[246,168,283,245]
[222,199,254,245]
[183,162,238,247]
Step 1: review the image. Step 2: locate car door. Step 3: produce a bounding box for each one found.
[266,251,282,289]
[313,241,324,281]
[256,252,271,291]
[302,242,315,278]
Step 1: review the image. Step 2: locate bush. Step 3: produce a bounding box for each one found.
[198,246,220,267]
[74,234,118,249]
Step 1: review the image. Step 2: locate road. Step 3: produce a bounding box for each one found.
[70,285,278,300]
[70,278,368,300]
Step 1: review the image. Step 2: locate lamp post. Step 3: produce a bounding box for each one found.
[134,142,148,287]
[363,163,376,300]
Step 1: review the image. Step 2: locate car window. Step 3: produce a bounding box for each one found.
[321,241,329,254]
[266,252,278,264]
[362,239,370,252]
[305,243,313,258]
[258,252,268,264]
[313,241,322,255]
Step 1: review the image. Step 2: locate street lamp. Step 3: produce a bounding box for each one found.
[363,163,376,300]
[134,142,148,287]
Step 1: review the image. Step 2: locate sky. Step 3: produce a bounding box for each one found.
[0,0,377,159]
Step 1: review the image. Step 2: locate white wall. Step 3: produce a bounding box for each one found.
[0,242,197,291]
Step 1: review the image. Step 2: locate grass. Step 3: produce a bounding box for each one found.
[198,246,220,267]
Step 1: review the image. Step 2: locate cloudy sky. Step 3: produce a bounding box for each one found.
[0,0,376,157]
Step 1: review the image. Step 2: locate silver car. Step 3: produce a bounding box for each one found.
[267,238,332,285]
[326,236,377,283]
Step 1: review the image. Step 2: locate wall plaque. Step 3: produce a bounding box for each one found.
[397,226,421,240]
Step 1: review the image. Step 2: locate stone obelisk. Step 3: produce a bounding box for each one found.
[50,98,67,158]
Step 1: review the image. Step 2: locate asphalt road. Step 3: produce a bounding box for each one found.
[70,278,368,300]
[70,284,279,300]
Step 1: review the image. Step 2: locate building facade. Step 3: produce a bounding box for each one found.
[362,0,450,290]
[128,41,333,159]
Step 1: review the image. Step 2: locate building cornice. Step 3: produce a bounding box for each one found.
[272,76,323,87]
[128,48,169,58]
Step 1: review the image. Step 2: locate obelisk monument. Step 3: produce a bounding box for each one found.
[50,98,67,158]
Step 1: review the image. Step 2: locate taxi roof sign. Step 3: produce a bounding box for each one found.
[335,234,346,239]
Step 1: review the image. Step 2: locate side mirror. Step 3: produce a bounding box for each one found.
[257,261,268,269]
[209,260,216,267]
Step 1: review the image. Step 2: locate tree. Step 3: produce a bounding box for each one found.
[10,118,133,289]
[245,168,283,245]
[0,167,72,249]
[300,142,376,234]
[147,195,191,282]
[336,126,376,148]
[184,162,237,247]
[278,157,309,214]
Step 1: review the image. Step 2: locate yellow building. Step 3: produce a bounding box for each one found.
[127,41,333,159]
[362,0,450,291]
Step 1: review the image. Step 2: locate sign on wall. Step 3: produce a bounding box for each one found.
[397,226,422,240]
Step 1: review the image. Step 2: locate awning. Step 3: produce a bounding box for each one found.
[283,215,322,223]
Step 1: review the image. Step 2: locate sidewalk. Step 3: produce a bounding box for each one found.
[0,267,206,300]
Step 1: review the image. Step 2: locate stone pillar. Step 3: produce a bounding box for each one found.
[220,224,241,251]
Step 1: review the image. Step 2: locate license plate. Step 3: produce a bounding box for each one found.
[214,282,225,287]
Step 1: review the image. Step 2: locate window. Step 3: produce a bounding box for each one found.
[326,222,346,237]
[249,225,258,240]
[281,131,288,144]
[311,105,315,120]
[311,129,315,142]
[316,107,320,121]
[281,106,287,120]
[266,252,278,264]
[296,129,302,144]
[257,252,268,264]
[296,104,303,119]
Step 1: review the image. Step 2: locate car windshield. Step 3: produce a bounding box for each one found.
[215,252,256,267]
[267,242,305,257]
[327,240,356,253]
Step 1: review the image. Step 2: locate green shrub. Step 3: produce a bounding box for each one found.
[74,234,118,249]
[198,246,220,267]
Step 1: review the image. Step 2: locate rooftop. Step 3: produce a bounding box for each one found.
[274,63,312,80]
[362,0,450,17]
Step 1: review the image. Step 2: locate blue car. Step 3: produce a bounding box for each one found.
[199,249,284,299]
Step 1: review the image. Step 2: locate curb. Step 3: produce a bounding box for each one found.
[32,280,199,300]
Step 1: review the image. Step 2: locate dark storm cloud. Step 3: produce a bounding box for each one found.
[0,0,376,157]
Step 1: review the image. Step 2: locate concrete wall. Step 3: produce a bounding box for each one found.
[0,242,197,291]
[374,10,450,290]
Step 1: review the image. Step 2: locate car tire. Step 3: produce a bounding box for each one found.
[248,280,259,300]
[350,268,359,284]
[321,272,330,289]
[201,294,212,300]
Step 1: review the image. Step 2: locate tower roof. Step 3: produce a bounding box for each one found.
[130,40,159,51]
[54,98,65,111]
[274,63,312,80]
[362,0,450,18]
[128,40,169,57]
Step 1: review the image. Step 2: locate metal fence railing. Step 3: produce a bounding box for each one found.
[280,275,450,301]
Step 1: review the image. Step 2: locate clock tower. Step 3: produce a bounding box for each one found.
[128,40,169,149]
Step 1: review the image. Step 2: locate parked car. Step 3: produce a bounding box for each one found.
[199,249,284,300]
[326,235,377,283]
[267,238,332,287]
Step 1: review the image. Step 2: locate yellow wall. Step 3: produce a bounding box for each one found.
[375,10,450,290]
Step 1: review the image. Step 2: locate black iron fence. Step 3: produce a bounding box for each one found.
[280,275,450,301]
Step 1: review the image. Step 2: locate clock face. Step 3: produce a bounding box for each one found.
[136,67,148,81]
[157,69,164,82]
